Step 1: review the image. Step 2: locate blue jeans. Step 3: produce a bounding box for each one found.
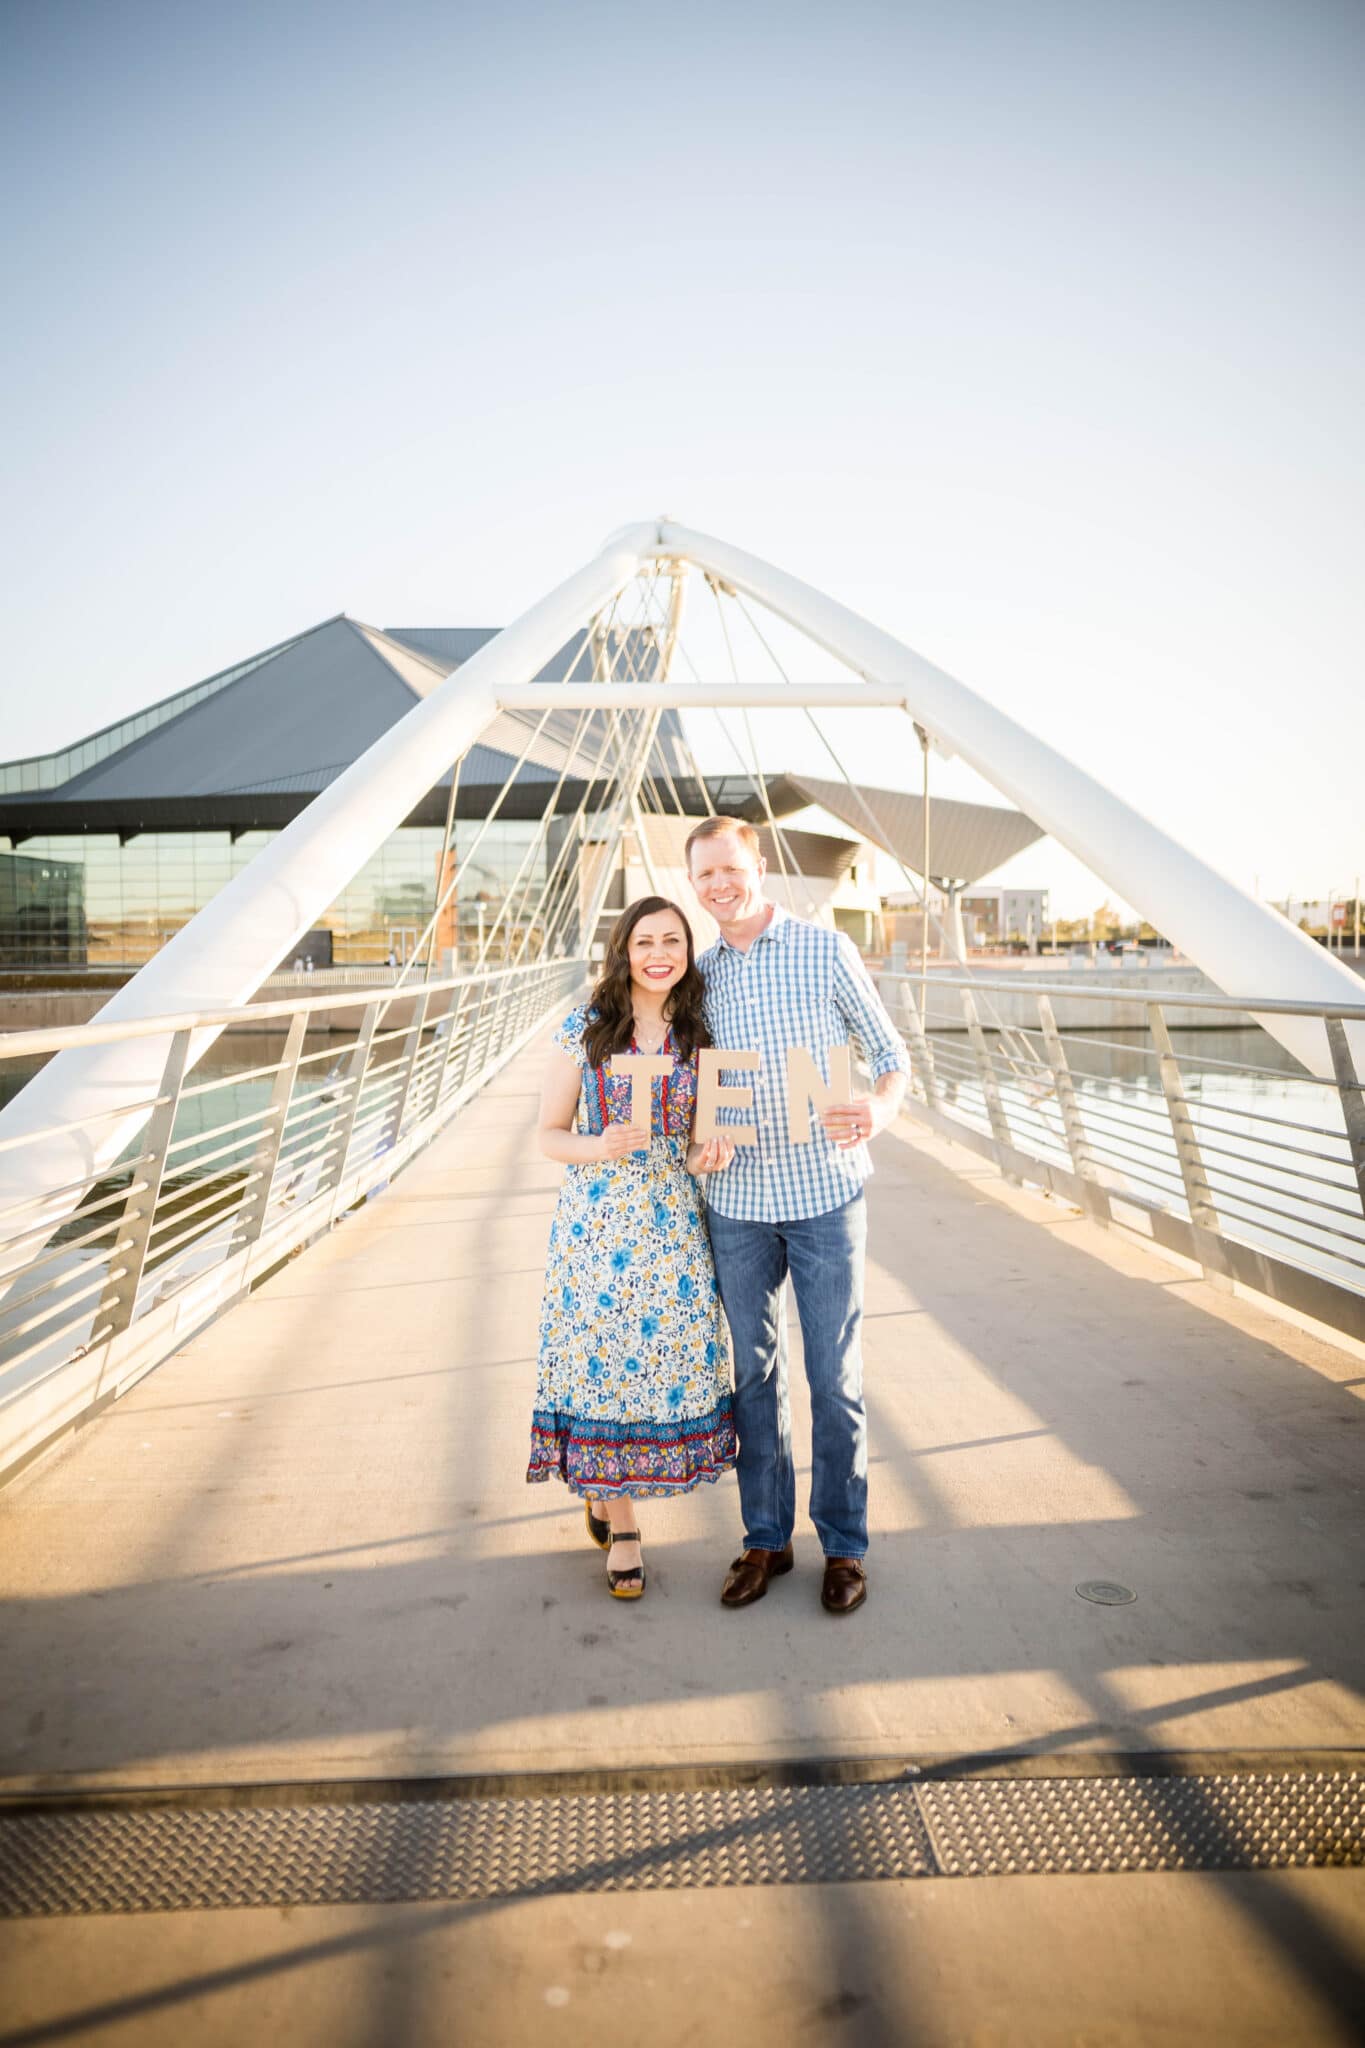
[707,1192,868,1559]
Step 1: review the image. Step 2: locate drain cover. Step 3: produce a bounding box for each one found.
[1076,1580,1137,1605]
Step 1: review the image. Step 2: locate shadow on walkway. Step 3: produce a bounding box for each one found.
[2,1034,1363,2036]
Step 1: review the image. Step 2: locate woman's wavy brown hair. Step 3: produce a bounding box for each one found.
[583,896,710,1068]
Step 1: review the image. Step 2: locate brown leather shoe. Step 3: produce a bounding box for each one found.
[720,1543,795,1608]
[821,1557,867,1615]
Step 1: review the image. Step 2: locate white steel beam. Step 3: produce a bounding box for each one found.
[496,682,906,710]
[639,520,1365,1079]
[0,525,657,1261]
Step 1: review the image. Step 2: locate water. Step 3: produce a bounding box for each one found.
[4,1024,1359,1349]
[0,1028,360,1388]
[926,1024,1360,1292]
[0,1026,352,1121]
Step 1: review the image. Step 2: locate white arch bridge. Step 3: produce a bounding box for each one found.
[1,526,1364,2042]
[2,517,1363,1479]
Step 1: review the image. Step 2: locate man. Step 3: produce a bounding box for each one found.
[688,817,908,1616]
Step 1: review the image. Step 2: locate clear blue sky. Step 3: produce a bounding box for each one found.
[2,0,1360,915]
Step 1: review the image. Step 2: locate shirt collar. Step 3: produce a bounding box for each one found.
[715,902,791,953]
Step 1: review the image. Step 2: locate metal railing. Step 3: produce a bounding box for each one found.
[885,972,1365,1343]
[0,955,586,1483]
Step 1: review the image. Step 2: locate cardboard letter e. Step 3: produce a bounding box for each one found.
[695,1048,759,1145]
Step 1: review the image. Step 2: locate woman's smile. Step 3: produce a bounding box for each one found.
[627,909,689,991]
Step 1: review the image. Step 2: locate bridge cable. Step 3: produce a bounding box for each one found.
[727,586,1046,1086]
[705,579,820,921]
[370,606,596,1001]
[424,744,466,982]
[499,704,598,961]
[653,602,719,817]
[474,700,597,970]
[375,702,558,1023]
[512,683,642,969]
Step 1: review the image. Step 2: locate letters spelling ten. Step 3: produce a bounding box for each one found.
[608,1045,854,1145]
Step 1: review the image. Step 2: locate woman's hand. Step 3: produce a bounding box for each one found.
[596,1123,651,1161]
[687,1135,735,1176]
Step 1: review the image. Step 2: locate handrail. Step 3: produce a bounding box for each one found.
[0,959,585,1062]
[0,953,588,1487]
[887,971,1365,1352]
[5,967,1361,1069]
[883,970,1365,1025]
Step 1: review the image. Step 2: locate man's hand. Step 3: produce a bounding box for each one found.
[597,1123,650,1159]
[820,1095,883,1150]
[820,1072,905,1151]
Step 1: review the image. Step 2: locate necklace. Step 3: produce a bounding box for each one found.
[632,1016,669,1055]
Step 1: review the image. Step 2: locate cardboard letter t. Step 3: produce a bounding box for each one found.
[609,1053,674,1131]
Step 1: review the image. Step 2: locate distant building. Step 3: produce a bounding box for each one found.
[0,618,1046,969]
[0,616,682,969]
[883,878,1051,958]
[958,886,1050,946]
[1274,896,1359,938]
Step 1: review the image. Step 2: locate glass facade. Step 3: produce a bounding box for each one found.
[0,850,88,966]
[0,822,557,969]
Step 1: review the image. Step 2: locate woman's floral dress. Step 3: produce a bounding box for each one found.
[527,1006,737,1498]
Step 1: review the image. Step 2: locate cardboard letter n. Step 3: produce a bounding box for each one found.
[785,1043,853,1142]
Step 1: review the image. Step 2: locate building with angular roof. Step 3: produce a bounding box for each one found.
[0,614,1043,968]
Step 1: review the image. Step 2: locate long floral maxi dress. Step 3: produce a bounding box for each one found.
[526,1005,738,1498]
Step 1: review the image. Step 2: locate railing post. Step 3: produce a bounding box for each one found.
[455,973,494,1095]
[1036,993,1110,1223]
[513,969,537,1038]
[1148,1003,1231,1287]
[101,1029,192,1339]
[497,975,522,1059]
[386,990,432,1146]
[1325,1015,1365,1224]
[327,1000,380,1220]
[432,979,474,1109]
[228,1009,307,1259]
[960,986,1016,1178]
[897,981,942,1110]
[407,996,446,1127]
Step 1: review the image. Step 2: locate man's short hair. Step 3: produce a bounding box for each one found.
[684,815,763,868]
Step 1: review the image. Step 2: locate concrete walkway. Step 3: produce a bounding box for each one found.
[2,1021,1364,2041]
[3,1027,1364,1788]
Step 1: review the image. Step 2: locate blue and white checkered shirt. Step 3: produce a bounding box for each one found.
[698,906,909,1222]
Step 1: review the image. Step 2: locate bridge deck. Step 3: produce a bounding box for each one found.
[3,1026,1364,2045]
[2,1025,1363,1789]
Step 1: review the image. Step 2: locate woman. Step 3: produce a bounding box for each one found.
[527,895,736,1598]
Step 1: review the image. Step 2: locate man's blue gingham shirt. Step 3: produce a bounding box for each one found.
[698,905,910,1222]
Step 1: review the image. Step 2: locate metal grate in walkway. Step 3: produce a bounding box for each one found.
[918,1771,1363,1878]
[1,1766,1360,1916]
